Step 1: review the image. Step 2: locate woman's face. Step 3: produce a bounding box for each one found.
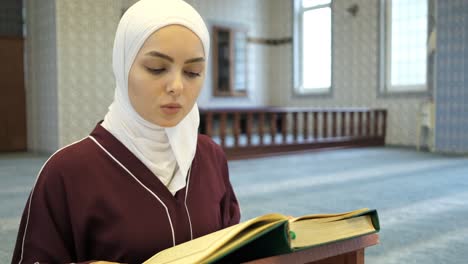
[128,25,205,127]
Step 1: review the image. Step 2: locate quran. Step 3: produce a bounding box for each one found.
[144,208,380,264]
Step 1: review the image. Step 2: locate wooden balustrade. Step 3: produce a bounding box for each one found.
[199,107,387,160]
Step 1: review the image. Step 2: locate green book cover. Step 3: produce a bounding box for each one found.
[144,208,380,264]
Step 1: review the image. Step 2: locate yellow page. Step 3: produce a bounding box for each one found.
[144,213,287,264]
[289,215,375,249]
[290,208,370,223]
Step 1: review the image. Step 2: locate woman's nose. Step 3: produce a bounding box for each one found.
[166,72,183,96]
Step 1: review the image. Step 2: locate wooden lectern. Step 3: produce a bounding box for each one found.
[243,233,379,264]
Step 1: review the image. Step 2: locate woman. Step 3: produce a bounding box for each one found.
[11,0,241,263]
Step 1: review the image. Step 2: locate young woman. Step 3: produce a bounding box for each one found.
[12,0,240,263]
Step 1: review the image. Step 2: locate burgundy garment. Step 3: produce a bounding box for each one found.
[12,124,240,264]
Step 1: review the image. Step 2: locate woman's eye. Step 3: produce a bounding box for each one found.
[146,67,166,75]
[185,71,201,78]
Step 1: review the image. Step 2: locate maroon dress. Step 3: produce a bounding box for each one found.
[12,124,241,264]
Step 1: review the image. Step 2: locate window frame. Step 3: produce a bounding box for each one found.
[293,0,333,96]
[379,0,430,96]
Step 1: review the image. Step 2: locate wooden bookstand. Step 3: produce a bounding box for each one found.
[243,233,379,264]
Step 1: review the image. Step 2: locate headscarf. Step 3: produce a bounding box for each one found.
[101,0,210,195]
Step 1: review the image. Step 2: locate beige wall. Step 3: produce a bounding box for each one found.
[53,0,273,147]
[267,0,431,146]
[25,0,59,153]
[26,0,430,151]
[55,0,122,147]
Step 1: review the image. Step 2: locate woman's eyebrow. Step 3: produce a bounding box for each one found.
[144,51,204,64]
[145,51,174,62]
[184,57,205,64]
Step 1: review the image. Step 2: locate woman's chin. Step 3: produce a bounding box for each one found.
[151,117,182,128]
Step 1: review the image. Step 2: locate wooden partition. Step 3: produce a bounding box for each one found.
[200,107,387,160]
[0,37,26,152]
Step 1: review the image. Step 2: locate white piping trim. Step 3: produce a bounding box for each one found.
[88,136,176,246]
[184,166,193,240]
[19,138,88,264]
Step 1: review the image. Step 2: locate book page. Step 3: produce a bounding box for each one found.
[205,220,286,263]
[290,208,370,223]
[144,213,287,264]
[144,225,236,264]
[289,215,376,249]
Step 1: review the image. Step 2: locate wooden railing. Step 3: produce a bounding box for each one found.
[199,107,387,160]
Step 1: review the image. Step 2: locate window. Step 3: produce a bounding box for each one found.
[212,25,248,97]
[294,0,332,94]
[381,0,428,93]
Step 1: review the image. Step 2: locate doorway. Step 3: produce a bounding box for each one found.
[0,0,27,151]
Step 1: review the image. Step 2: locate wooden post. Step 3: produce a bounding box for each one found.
[282,112,288,143]
[220,112,227,147]
[373,111,379,138]
[270,113,277,145]
[246,112,253,146]
[332,111,337,138]
[349,111,354,137]
[205,112,213,137]
[293,112,298,142]
[259,112,265,145]
[234,112,240,147]
[303,112,309,141]
[366,111,371,137]
[341,111,346,137]
[382,110,387,140]
[313,112,318,139]
[358,111,363,137]
[323,111,328,139]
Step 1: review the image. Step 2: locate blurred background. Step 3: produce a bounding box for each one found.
[1,0,467,263]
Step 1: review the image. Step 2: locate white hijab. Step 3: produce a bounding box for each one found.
[102,0,210,195]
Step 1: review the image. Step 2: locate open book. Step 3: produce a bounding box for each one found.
[144,208,380,264]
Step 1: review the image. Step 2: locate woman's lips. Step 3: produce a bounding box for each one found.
[161,103,182,115]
